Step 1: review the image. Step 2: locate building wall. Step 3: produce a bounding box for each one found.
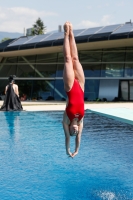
[0,47,133,101]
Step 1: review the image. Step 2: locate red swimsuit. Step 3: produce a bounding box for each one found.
[66,79,84,122]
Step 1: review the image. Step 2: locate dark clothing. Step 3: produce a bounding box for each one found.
[0,84,23,111]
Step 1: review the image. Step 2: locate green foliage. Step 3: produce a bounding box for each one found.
[1,37,11,43]
[31,17,46,35]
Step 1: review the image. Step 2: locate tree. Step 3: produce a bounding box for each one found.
[32,17,46,35]
[1,37,11,43]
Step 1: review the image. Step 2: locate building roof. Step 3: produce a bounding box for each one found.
[0,22,133,53]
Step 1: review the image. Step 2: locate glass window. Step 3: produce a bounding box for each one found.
[32,80,55,100]
[120,81,128,101]
[0,57,17,77]
[36,53,58,63]
[17,65,35,77]
[103,47,125,51]
[83,64,101,77]
[56,64,64,77]
[15,80,33,100]
[101,64,124,77]
[6,57,17,63]
[14,79,66,101]
[130,81,133,100]
[17,56,36,77]
[18,55,36,63]
[0,65,17,77]
[39,53,64,78]
[35,64,57,78]
[126,52,133,62]
[102,52,125,62]
[58,53,64,63]
[80,51,102,62]
[125,64,133,77]
[0,79,8,99]
[84,79,100,101]
[54,79,66,100]
[126,47,133,50]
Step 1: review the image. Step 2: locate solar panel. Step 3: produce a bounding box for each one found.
[41,32,64,41]
[8,37,30,46]
[24,35,45,44]
[79,26,103,36]
[8,36,39,47]
[6,23,133,49]
[73,29,86,36]
[8,34,53,46]
[23,34,52,44]
[96,24,121,34]
[111,23,133,34]
[0,39,15,48]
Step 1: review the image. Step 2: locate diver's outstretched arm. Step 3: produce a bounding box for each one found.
[72,121,83,158]
[62,121,72,157]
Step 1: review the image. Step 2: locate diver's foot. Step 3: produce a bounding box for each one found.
[64,22,69,36]
[69,22,73,32]
[68,22,74,37]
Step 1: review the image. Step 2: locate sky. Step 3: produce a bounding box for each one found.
[0,0,133,33]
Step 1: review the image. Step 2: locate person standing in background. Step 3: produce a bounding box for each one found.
[0,75,23,111]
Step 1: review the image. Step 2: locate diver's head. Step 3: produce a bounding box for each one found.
[69,123,79,136]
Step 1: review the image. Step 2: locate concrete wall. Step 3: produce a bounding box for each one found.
[99,79,119,101]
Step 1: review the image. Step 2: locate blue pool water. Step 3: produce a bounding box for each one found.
[0,111,133,200]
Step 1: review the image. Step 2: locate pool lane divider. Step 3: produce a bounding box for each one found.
[85,109,133,126]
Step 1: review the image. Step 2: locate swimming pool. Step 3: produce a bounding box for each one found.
[0,111,133,200]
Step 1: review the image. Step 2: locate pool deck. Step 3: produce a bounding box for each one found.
[0,101,133,125]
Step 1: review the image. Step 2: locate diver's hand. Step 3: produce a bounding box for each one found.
[67,151,73,157]
[72,151,78,158]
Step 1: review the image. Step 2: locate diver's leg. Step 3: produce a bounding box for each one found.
[69,22,85,91]
[63,22,74,92]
